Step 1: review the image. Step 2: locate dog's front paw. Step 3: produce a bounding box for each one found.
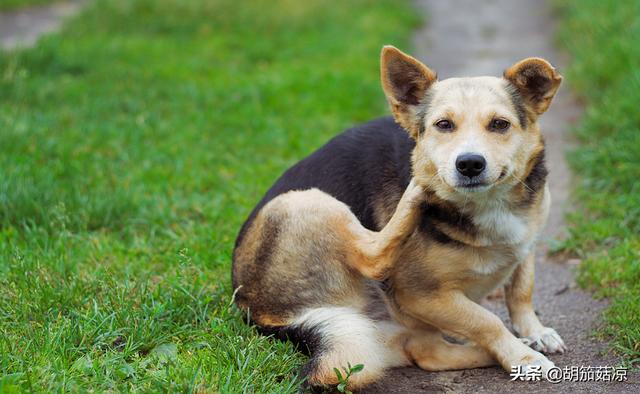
[502,339,557,380]
[514,351,556,381]
[405,179,425,201]
[520,327,566,354]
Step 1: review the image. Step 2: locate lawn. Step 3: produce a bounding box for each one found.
[0,0,418,391]
[555,0,640,365]
[0,0,53,10]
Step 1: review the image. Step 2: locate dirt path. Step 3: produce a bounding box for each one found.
[0,0,82,50]
[367,1,637,392]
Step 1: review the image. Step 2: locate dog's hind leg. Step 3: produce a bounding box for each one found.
[405,329,496,371]
[339,180,425,280]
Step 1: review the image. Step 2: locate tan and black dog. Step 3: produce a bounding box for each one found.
[232,46,565,390]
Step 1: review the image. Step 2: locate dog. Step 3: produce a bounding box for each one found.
[232,45,565,390]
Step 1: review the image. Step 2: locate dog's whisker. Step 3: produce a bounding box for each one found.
[512,173,535,194]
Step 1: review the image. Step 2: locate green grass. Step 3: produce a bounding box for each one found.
[555,0,640,365]
[0,0,53,10]
[0,0,418,391]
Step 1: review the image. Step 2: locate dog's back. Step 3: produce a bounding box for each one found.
[233,116,413,250]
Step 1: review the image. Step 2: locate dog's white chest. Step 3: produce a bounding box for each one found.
[473,204,528,246]
[468,204,535,275]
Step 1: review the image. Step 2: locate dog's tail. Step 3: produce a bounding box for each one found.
[264,306,408,390]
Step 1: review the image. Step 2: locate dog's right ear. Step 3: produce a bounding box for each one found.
[503,57,562,116]
[381,45,437,138]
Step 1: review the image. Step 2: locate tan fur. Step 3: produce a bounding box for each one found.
[336,180,426,280]
[405,329,495,370]
[233,46,566,390]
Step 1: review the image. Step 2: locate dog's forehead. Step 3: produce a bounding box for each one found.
[429,76,512,108]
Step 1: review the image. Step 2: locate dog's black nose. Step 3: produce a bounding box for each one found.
[456,153,486,178]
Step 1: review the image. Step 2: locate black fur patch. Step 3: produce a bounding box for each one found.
[420,221,462,246]
[415,91,434,135]
[506,82,528,128]
[505,63,557,114]
[419,202,476,239]
[257,323,323,356]
[520,65,553,103]
[520,147,548,206]
[236,117,415,234]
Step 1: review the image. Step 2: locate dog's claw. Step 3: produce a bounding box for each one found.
[520,327,566,355]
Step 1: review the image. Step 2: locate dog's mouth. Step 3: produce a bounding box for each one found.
[459,181,487,188]
[453,168,507,192]
[455,182,490,192]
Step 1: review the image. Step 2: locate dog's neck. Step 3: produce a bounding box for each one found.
[419,163,548,248]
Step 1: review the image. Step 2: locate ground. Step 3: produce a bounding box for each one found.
[0,1,81,50]
[0,0,638,393]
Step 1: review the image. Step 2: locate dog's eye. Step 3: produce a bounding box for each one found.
[489,118,510,132]
[434,119,455,132]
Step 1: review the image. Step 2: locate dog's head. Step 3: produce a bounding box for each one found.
[380,46,561,203]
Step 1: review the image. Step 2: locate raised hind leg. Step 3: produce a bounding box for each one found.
[336,180,425,280]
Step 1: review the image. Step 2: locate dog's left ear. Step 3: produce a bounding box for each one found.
[504,58,562,116]
[381,45,437,138]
